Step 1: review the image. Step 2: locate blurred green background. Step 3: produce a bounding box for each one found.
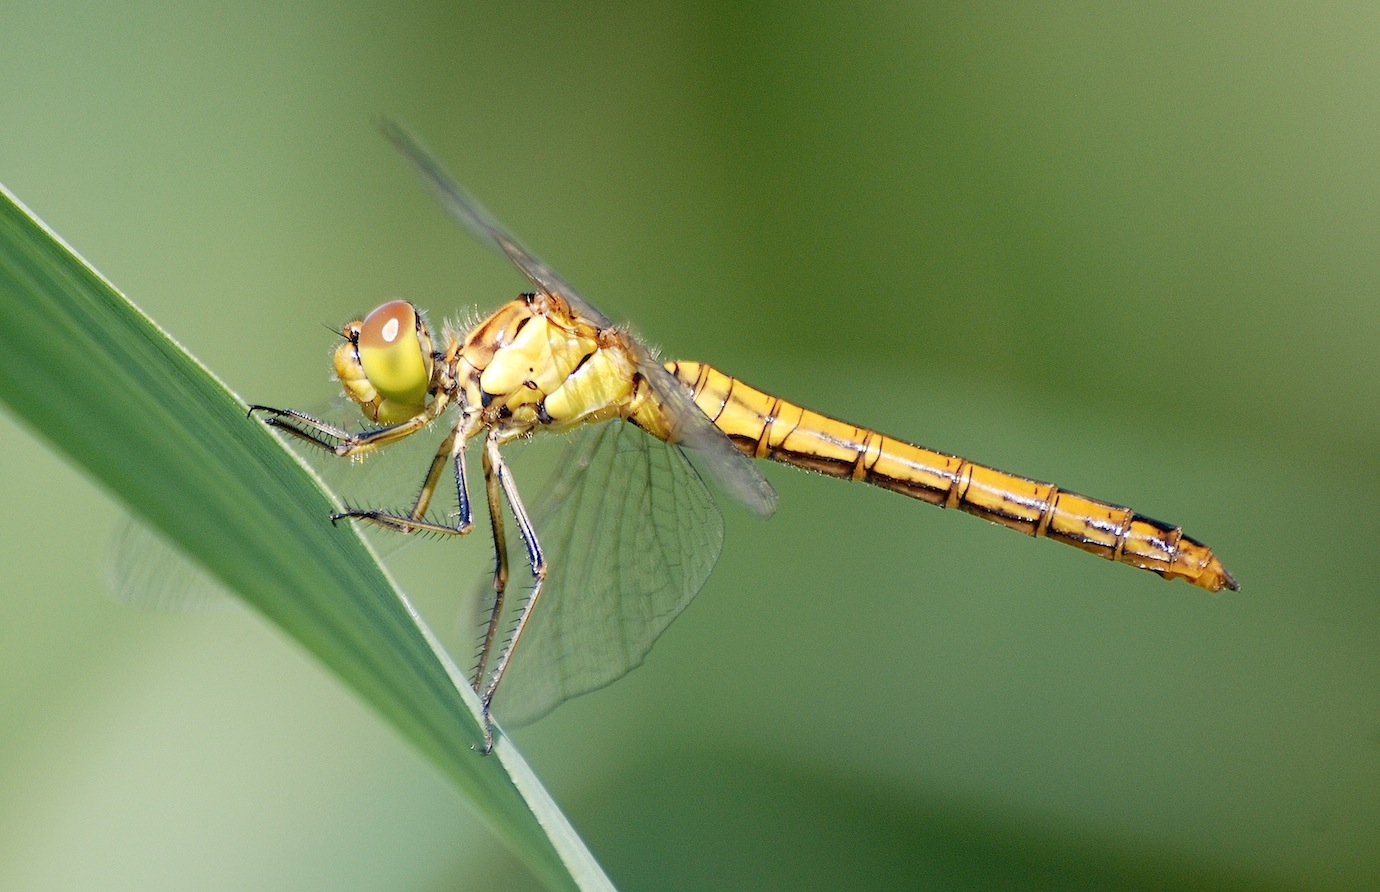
[2,2,1377,889]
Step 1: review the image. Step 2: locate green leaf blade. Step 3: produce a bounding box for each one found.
[0,184,610,892]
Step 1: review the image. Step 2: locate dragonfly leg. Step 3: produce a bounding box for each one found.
[472,433,510,750]
[332,421,475,536]
[474,431,547,753]
[248,396,448,459]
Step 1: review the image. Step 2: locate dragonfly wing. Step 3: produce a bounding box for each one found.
[108,402,436,610]
[634,343,778,518]
[379,119,611,327]
[381,120,778,518]
[107,518,239,611]
[485,420,724,727]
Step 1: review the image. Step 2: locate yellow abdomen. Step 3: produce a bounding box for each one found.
[668,361,1237,593]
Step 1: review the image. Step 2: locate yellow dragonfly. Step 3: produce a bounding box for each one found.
[251,122,1237,752]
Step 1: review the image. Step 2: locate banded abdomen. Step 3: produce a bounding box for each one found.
[668,361,1237,593]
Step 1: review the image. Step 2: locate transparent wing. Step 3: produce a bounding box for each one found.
[379,119,777,518]
[634,345,778,517]
[107,402,445,610]
[483,420,724,727]
[378,119,610,328]
[107,518,239,611]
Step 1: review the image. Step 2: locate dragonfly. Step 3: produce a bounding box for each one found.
[250,121,1238,752]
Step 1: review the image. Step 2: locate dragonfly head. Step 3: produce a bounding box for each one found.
[334,300,436,424]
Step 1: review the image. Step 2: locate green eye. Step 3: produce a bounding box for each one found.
[358,300,432,410]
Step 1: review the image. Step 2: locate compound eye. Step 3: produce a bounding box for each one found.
[357,300,432,409]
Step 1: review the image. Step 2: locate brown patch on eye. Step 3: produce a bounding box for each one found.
[361,300,416,349]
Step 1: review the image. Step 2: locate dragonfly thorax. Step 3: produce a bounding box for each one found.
[458,293,646,441]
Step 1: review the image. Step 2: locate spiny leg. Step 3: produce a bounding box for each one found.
[333,423,474,537]
[477,431,547,753]
[247,405,352,450]
[472,434,511,742]
[249,396,448,459]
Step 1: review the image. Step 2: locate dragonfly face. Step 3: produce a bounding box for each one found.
[335,299,436,425]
